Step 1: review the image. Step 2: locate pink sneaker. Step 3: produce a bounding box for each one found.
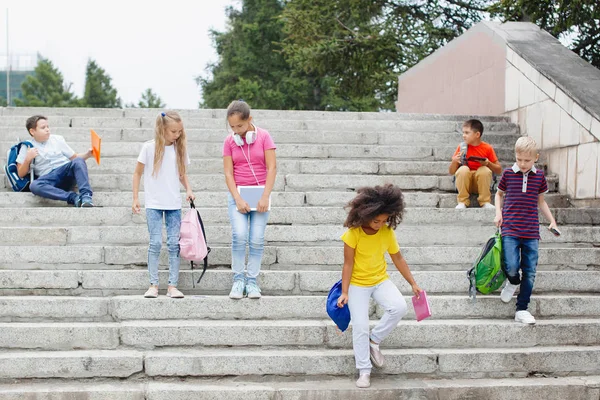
[167,286,185,298]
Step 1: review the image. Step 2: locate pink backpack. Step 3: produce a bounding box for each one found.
[179,200,210,286]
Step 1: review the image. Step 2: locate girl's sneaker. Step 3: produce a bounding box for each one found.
[229,280,245,300]
[369,342,385,368]
[144,285,159,298]
[167,286,184,298]
[246,281,262,299]
[356,373,371,388]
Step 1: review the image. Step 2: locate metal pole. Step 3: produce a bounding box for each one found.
[6,9,10,106]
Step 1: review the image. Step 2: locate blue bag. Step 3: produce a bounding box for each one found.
[4,141,34,192]
[326,280,351,332]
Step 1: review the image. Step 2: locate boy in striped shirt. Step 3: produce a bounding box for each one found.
[494,136,558,324]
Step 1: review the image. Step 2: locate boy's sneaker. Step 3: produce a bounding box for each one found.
[356,373,371,388]
[481,203,495,209]
[369,342,385,368]
[246,281,262,299]
[515,310,536,324]
[455,203,467,209]
[72,195,82,208]
[229,280,245,300]
[500,282,519,303]
[80,195,94,207]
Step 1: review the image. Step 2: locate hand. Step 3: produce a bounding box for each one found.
[26,148,39,161]
[86,148,93,159]
[186,190,195,202]
[452,153,462,164]
[235,197,251,214]
[548,221,558,231]
[476,158,489,166]
[337,293,348,308]
[256,195,270,213]
[411,284,423,299]
[132,199,141,214]
[494,213,503,228]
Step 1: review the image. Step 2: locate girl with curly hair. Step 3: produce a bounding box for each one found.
[337,184,422,388]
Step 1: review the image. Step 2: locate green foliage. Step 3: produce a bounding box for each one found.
[130,88,166,108]
[14,58,79,107]
[281,0,488,111]
[490,0,600,68]
[82,59,122,108]
[199,0,322,110]
[0,97,7,107]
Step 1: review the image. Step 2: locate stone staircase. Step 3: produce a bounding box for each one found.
[0,107,598,399]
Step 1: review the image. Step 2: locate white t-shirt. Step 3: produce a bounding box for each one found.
[16,135,75,177]
[137,140,190,210]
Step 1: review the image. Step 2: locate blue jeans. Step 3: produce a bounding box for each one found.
[146,209,181,286]
[30,158,93,205]
[227,193,269,283]
[502,236,539,311]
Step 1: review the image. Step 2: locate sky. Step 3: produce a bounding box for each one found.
[1,0,237,109]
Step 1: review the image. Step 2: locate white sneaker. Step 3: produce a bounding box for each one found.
[369,342,384,368]
[515,310,536,324]
[455,203,467,209]
[356,373,371,388]
[482,203,495,209]
[500,282,518,303]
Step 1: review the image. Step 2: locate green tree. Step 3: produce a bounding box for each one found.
[136,88,166,108]
[82,59,121,108]
[14,58,79,107]
[0,97,7,107]
[281,0,488,111]
[490,0,600,69]
[198,0,322,110]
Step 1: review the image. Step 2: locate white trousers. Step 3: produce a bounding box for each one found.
[347,279,408,373]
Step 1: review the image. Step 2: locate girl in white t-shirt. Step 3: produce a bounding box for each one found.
[132,111,195,299]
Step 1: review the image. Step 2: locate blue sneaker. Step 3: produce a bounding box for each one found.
[72,195,82,208]
[246,281,261,299]
[229,280,245,300]
[80,195,94,207]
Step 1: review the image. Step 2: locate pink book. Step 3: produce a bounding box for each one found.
[412,290,432,322]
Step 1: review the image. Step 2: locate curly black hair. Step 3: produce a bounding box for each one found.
[343,184,405,230]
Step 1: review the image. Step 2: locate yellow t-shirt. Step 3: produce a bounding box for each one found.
[341,226,400,287]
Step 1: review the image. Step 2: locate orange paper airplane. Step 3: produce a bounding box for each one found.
[91,130,101,164]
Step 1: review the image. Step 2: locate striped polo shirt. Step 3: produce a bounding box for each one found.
[497,163,548,239]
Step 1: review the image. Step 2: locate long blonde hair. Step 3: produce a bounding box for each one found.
[153,111,188,177]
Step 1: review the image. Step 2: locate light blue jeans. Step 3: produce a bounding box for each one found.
[146,209,181,286]
[227,193,270,283]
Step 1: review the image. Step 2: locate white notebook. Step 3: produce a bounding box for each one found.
[237,185,271,211]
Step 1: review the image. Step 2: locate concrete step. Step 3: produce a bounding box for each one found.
[2,225,596,247]
[0,126,520,146]
[0,172,559,193]
[1,244,596,269]
[0,190,571,209]
[0,116,518,132]
[1,270,597,296]
[0,376,597,400]
[0,141,517,161]
[0,106,512,121]
[0,350,142,379]
[3,318,599,351]
[0,295,597,322]
[0,206,589,227]
[142,346,600,378]
[0,345,597,380]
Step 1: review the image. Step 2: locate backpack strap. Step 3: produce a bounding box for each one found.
[189,199,211,288]
[459,142,468,166]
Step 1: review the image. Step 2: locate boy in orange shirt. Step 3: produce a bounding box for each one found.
[448,119,502,209]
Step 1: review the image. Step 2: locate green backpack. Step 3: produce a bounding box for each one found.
[468,230,506,301]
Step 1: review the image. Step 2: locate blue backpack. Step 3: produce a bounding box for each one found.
[4,141,34,192]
